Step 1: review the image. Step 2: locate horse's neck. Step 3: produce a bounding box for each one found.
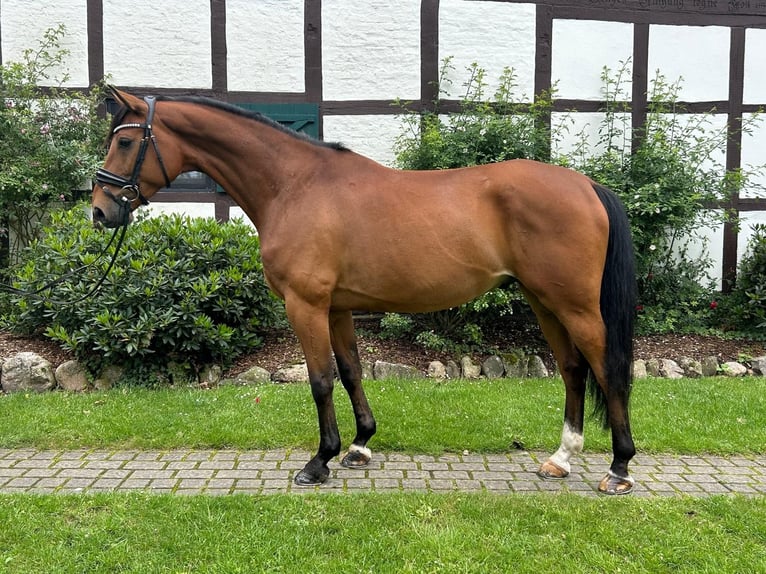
[171,104,326,231]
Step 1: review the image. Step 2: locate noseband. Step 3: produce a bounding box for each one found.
[95,95,172,222]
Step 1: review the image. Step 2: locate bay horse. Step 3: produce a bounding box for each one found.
[92,88,637,495]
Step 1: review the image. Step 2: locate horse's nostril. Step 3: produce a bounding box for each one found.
[92,207,106,225]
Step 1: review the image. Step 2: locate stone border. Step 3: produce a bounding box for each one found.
[1,351,765,393]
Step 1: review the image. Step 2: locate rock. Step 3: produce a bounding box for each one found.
[460,356,482,379]
[721,361,747,377]
[526,355,549,378]
[199,364,223,387]
[445,360,461,379]
[750,356,766,376]
[427,361,447,379]
[645,358,660,377]
[632,359,647,379]
[373,361,419,380]
[701,356,719,377]
[678,356,703,378]
[93,365,124,390]
[229,366,271,386]
[481,356,505,378]
[659,359,684,379]
[167,361,195,386]
[55,360,90,392]
[273,363,310,383]
[361,360,374,380]
[1,352,56,393]
[501,350,527,379]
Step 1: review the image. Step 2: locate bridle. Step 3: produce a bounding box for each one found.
[2,96,172,305]
[95,95,172,223]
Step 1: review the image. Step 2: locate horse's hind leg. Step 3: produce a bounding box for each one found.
[330,310,377,468]
[522,289,589,480]
[557,309,636,495]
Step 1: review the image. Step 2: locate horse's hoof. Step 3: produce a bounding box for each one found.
[598,471,635,495]
[537,459,569,480]
[341,445,372,468]
[293,468,329,487]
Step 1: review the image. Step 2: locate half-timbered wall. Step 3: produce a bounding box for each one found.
[1,0,765,286]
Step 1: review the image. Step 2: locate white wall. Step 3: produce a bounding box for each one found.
[102,0,211,89]
[552,19,633,100]
[648,25,730,101]
[439,1,536,100]
[0,0,88,87]
[322,0,420,101]
[226,0,305,93]
[744,28,766,105]
[323,115,403,167]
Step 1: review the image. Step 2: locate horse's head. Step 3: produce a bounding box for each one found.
[92,88,179,228]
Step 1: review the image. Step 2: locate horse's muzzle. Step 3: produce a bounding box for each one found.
[92,205,131,229]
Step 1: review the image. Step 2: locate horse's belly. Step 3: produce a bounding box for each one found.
[332,264,509,313]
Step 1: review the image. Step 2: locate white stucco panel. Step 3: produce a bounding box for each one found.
[103,0,211,89]
[744,29,766,105]
[648,25,729,102]
[677,213,724,289]
[226,0,305,92]
[1,0,89,87]
[739,211,766,266]
[144,202,216,220]
[322,115,404,166]
[439,1,536,101]
[552,20,633,100]
[740,113,766,200]
[551,111,632,160]
[228,207,257,230]
[322,0,420,101]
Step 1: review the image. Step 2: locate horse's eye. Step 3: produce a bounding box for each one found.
[118,138,132,150]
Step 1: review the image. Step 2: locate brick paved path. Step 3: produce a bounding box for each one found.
[1,448,764,497]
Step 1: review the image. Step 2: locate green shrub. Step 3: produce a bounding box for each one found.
[395,59,556,170]
[722,224,766,337]
[2,207,285,384]
[564,67,754,334]
[0,25,108,267]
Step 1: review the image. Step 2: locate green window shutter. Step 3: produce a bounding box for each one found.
[234,103,319,139]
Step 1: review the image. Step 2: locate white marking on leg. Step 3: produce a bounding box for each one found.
[607,469,635,485]
[549,421,584,475]
[348,444,372,460]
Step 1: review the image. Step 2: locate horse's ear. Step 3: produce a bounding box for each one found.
[109,86,143,113]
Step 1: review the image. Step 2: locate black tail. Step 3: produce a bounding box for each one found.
[589,183,637,428]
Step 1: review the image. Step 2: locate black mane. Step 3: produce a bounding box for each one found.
[158,95,349,151]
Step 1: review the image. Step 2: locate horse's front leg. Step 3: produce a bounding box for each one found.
[286,298,341,486]
[330,310,376,468]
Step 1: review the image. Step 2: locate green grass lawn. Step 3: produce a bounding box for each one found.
[0,376,764,455]
[1,492,764,573]
[1,376,765,573]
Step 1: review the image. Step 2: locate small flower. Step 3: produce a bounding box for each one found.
[4,99,14,108]
[59,194,66,201]
[40,123,51,135]
[635,304,644,312]
[710,300,718,310]
[649,244,657,251]
[41,184,49,191]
